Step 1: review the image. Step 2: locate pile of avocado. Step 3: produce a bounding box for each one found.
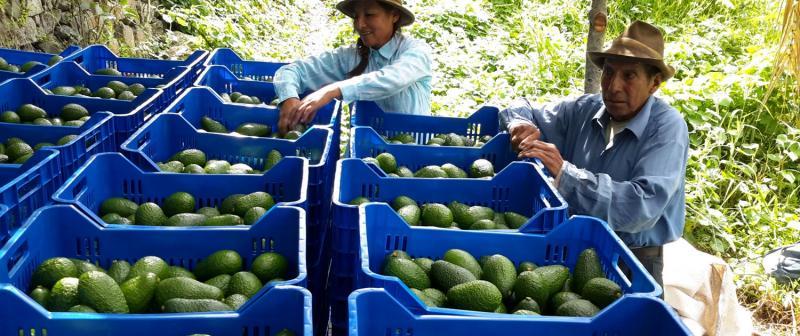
[98,191,275,226]
[26,249,291,315]
[0,55,61,73]
[383,132,493,147]
[362,152,495,178]
[48,80,147,101]
[1,103,90,127]
[155,148,283,175]
[349,195,529,231]
[200,116,305,140]
[0,135,77,164]
[382,248,622,317]
[218,90,278,106]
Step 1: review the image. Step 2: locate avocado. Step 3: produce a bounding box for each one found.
[421,203,453,228]
[573,248,605,294]
[155,277,224,305]
[581,277,622,308]
[47,277,80,311]
[128,256,170,280]
[194,250,243,280]
[430,260,477,291]
[162,298,231,313]
[251,252,289,283]
[201,116,228,133]
[481,254,517,298]
[383,257,430,289]
[446,280,502,312]
[121,273,159,313]
[78,271,129,313]
[162,191,197,217]
[32,257,78,288]
[556,299,600,317]
[443,249,482,279]
[226,271,263,298]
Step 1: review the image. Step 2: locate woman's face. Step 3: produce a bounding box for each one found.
[352,1,399,49]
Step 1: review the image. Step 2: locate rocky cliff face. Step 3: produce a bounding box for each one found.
[0,0,164,53]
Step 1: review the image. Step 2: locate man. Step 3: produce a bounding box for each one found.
[500,21,688,287]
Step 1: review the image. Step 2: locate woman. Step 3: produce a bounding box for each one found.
[274,0,432,134]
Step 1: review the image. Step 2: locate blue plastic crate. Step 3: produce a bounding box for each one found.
[193,65,278,103]
[0,78,162,146]
[0,111,116,180]
[349,288,689,336]
[331,205,664,336]
[0,45,80,84]
[62,44,208,83]
[0,149,61,248]
[203,48,287,82]
[350,100,501,145]
[0,284,312,336]
[350,126,519,174]
[52,152,307,228]
[31,61,190,114]
[165,85,341,135]
[328,158,568,334]
[120,113,336,256]
[0,204,310,335]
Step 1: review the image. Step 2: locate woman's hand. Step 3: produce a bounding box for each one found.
[278,98,302,134]
[293,85,342,126]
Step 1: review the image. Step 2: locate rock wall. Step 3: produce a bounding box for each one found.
[0,0,164,54]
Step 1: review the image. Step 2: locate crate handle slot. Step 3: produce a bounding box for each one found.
[70,176,88,199]
[136,132,151,150]
[5,241,29,277]
[16,173,41,200]
[84,132,99,151]
[35,73,52,86]
[614,253,634,287]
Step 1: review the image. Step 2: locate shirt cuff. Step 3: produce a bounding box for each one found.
[508,120,535,130]
[554,160,569,187]
[275,84,300,104]
[556,161,584,197]
[338,79,360,104]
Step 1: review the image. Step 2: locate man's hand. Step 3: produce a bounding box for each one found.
[518,140,564,176]
[278,98,302,134]
[294,85,342,126]
[509,122,540,151]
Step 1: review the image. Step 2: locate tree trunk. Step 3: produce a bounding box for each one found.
[585,0,607,94]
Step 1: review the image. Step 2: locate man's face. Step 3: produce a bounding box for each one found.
[601,59,662,121]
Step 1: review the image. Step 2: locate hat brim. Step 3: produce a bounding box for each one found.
[589,52,675,80]
[336,0,415,27]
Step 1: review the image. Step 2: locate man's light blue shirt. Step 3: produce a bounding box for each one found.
[274,33,432,115]
[500,94,689,247]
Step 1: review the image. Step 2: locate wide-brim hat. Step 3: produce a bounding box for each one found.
[336,0,415,27]
[589,20,675,80]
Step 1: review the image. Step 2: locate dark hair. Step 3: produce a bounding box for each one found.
[643,64,662,79]
[347,2,402,78]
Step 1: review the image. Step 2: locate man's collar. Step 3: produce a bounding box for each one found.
[593,95,655,139]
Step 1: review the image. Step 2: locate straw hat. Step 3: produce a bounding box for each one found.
[336,0,415,27]
[589,20,675,79]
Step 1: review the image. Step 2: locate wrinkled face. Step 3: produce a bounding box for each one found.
[601,59,662,121]
[352,1,399,49]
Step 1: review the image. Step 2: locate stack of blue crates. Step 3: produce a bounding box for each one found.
[0,43,691,336]
[0,45,320,335]
[332,102,689,336]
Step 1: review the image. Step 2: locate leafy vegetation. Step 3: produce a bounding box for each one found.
[151,0,799,332]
